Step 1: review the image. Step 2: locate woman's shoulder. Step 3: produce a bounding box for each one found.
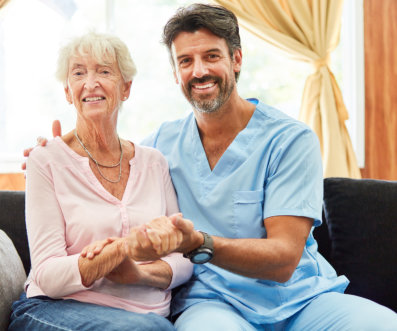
[29,137,60,159]
[134,144,169,168]
[28,137,78,166]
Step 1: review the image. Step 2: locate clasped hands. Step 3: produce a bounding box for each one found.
[81,213,194,264]
[78,213,195,287]
[125,213,190,261]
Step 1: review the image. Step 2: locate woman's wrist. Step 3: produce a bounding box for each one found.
[79,239,128,287]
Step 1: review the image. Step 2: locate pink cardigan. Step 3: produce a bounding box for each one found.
[25,137,193,316]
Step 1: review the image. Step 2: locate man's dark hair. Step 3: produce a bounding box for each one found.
[162,3,242,81]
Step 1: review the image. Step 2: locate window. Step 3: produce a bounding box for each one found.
[334,0,365,167]
[0,0,364,172]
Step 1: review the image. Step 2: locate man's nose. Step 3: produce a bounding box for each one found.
[192,60,209,78]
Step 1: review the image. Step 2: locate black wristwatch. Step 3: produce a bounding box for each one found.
[183,231,214,264]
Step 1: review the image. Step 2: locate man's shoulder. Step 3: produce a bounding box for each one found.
[252,99,318,145]
[254,100,307,128]
[141,113,194,148]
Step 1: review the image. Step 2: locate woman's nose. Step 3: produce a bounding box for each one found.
[84,72,99,89]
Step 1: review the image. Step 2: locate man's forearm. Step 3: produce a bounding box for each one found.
[210,236,299,282]
[179,216,312,282]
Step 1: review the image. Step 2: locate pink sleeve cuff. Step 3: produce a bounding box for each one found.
[161,253,193,290]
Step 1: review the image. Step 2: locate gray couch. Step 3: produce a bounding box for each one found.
[1,178,396,329]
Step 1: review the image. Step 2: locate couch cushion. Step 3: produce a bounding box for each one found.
[323,177,397,312]
[0,230,26,330]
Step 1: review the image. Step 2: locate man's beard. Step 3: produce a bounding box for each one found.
[185,75,234,114]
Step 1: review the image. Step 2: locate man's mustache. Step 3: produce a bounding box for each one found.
[188,75,221,88]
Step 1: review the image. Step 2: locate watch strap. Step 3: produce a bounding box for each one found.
[183,231,214,261]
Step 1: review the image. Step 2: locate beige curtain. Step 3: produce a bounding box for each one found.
[213,0,361,178]
[0,0,11,10]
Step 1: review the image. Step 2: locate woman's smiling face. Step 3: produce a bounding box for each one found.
[64,54,131,122]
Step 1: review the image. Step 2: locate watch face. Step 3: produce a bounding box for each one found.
[192,251,212,264]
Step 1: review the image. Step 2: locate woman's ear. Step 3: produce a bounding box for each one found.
[122,80,132,100]
[173,70,179,84]
[64,86,73,104]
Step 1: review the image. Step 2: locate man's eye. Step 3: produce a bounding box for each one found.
[179,58,191,66]
[101,70,110,74]
[73,71,83,76]
[208,54,219,59]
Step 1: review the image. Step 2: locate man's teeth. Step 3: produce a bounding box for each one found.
[194,82,215,89]
[84,97,104,102]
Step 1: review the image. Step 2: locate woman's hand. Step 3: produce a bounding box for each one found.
[145,215,183,255]
[126,224,162,261]
[78,238,127,287]
[81,237,117,259]
[126,215,184,261]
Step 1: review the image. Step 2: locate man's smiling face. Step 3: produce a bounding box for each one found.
[171,28,241,114]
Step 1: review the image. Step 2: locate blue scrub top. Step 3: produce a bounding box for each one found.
[142,99,348,324]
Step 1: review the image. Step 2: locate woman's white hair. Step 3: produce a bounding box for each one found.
[56,31,137,87]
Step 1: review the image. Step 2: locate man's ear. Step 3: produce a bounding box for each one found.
[64,85,73,104]
[232,49,243,76]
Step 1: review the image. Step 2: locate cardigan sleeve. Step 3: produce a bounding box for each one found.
[26,147,89,298]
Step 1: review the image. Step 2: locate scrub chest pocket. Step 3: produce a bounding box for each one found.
[233,189,265,238]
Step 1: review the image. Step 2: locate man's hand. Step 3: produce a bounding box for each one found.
[21,120,62,170]
[126,223,170,261]
[145,214,183,255]
[125,215,191,261]
[52,120,62,138]
[135,214,203,257]
[169,214,203,254]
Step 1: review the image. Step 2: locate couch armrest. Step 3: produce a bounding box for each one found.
[0,230,26,330]
[0,190,30,274]
[322,177,397,312]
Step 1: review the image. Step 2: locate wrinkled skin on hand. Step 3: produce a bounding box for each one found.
[80,214,198,269]
[81,237,117,259]
[78,238,127,287]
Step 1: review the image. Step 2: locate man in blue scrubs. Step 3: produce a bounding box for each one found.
[31,3,397,330]
[140,3,397,330]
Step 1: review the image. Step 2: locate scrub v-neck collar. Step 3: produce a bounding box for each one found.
[190,99,260,182]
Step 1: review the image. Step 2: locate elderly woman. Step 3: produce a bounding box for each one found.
[9,32,192,331]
